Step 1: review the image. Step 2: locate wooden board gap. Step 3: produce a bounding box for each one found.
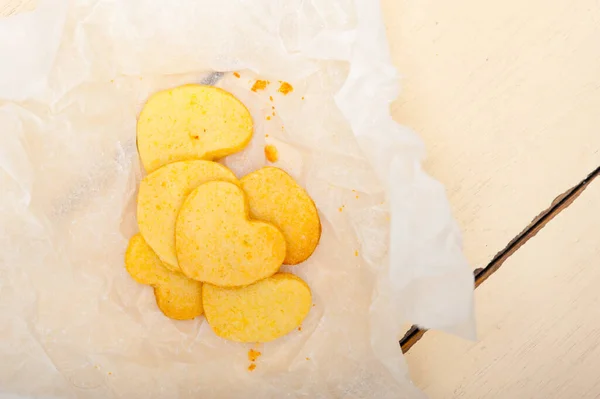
[400,165,600,353]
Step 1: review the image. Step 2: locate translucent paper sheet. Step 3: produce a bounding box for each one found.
[0,1,475,398]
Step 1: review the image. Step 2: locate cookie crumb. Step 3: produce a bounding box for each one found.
[233,72,241,78]
[269,96,273,101]
[248,349,262,362]
[354,250,359,257]
[338,205,345,212]
[301,96,305,100]
[266,116,271,121]
[297,326,302,331]
[248,363,257,372]
[305,357,310,360]
[251,80,269,92]
[264,145,279,163]
[278,82,294,95]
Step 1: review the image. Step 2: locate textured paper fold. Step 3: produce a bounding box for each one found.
[0,1,474,397]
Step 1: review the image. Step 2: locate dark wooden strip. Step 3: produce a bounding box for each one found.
[400,165,600,353]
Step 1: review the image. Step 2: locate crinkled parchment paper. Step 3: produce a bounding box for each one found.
[0,1,474,398]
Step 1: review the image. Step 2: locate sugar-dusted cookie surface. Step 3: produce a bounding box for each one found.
[241,167,321,265]
[125,233,203,320]
[203,273,312,342]
[137,160,238,270]
[137,84,253,173]
[175,181,286,287]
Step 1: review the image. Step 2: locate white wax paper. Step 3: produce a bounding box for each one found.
[0,1,475,398]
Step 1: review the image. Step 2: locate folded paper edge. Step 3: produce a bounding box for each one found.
[335,0,476,342]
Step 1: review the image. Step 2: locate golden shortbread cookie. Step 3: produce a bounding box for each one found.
[241,167,321,265]
[125,233,203,320]
[137,160,238,270]
[137,84,253,173]
[203,273,312,342]
[175,181,286,287]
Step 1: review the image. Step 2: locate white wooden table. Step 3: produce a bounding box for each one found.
[383,0,600,397]
[4,1,600,397]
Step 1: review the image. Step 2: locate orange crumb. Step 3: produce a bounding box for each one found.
[266,116,271,121]
[248,363,257,372]
[338,205,345,212]
[298,326,302,331]
[192,135,199,139]
[265,134,269,137]
[251,80,269,92]
[354,250,359,257]
[278,82,294,95]
[248,349,262,362]
[264,145,279,163]
[233,72,240,78]
[269,96,273,101]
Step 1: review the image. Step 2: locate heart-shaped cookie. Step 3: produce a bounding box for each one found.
[125,234,203,320]
[203,273,312,342]
[137,84,253,173]
[241,167,321,265]
[137,160,238,270]
[175,181,286,287]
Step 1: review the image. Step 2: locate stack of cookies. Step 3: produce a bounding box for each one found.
[124,84,321,343]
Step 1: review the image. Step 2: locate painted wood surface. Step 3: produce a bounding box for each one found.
[405,178,600,398]
[383,0,600,270]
